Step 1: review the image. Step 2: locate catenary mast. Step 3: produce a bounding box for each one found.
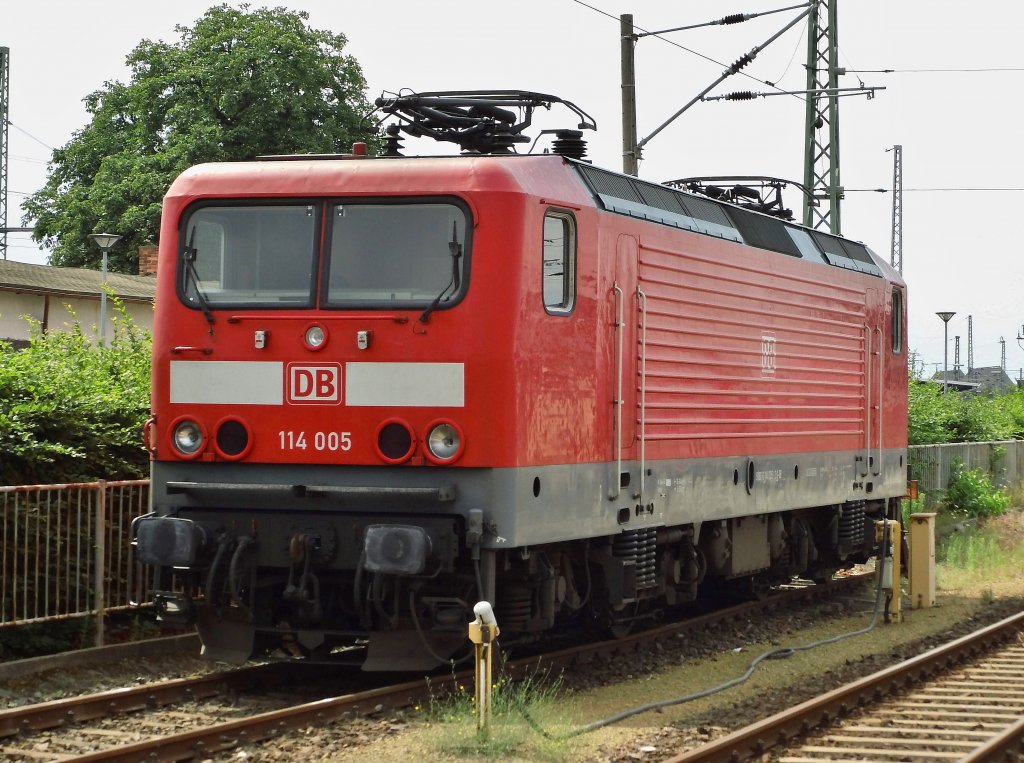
[889,145,902,274]
[802,1,842,233]
[0,46,10,260]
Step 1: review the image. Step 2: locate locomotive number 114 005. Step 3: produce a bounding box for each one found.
[278,430,353,452]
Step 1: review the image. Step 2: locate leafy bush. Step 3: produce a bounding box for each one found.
[0,618,94,659]
[0,299,151,484]
[909,379,1024,445]
[908,381,959,445]
[944,459,1010,518]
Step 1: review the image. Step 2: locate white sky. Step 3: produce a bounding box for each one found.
[4,1,1023,375]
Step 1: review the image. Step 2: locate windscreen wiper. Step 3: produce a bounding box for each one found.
[183,227,215,332]
[418,222,463,325]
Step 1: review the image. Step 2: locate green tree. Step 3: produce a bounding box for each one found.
[24,4,377,271]
[908,380,959,445]
[909,376,1024,445]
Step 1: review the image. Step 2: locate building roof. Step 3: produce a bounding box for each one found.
[930,365,1018,394]
[0,259,155,301]
[964,366,1017,394]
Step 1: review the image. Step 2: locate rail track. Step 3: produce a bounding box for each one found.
[666,608,1024,763]
[0,573,869,762]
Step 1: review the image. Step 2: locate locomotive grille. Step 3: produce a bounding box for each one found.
[839,238,878,265]
[575,163,737,229]
[577,165,645,203]
[810,231,882,276]
[635,181,690,215]
[675,192,735,228]
[725,205,803,258]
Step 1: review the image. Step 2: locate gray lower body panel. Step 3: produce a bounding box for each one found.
[151,446,905,548]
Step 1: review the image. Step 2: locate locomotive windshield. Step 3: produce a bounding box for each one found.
[323,202,467,308]
[181,204,319,308]
[178,200,468,311]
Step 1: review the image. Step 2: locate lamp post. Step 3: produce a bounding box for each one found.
[936,311,956,394]
[87,233,122,345]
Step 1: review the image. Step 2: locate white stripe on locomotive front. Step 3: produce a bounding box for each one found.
[345,362,464,407]
[170,361,285,405]
[169,360,465,407]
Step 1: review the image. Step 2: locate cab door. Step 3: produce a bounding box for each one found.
[865,287,884,478]
[610,234,638,499]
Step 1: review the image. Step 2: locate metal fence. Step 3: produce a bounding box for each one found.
[1,480,150,645]
[908,440,1024,506]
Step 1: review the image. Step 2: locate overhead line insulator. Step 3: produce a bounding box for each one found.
[729,53,754,74]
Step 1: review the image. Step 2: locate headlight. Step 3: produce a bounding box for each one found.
[425,421,463,464]
[172,419,205,456]
[304,323,327,350]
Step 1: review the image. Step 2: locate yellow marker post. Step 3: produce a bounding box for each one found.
[908,513,936,609]
[468,601,500,737]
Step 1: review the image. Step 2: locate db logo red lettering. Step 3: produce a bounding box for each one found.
[287,364,342,404]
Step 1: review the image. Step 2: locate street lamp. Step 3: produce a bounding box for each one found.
[87,233,122,345]
[936,311,956,394]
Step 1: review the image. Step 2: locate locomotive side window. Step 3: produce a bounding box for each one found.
[891,289,904,354]
[543,211,576,314]
[180,204,318,308]
[324,201,469,309]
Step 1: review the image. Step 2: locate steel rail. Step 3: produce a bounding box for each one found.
[0,663,285,738]
[961,714,1024,763]
[663,608,1024,763]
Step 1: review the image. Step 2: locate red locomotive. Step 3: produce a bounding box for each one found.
[134,92,908,668]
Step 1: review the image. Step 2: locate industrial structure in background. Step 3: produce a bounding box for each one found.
[889,144,902,274]
[0,45,31,260]
[969,315,974,372]
[801,0,842,232]
[931,313,1018,393]
[1,46,9,260]
[619,1,878,236]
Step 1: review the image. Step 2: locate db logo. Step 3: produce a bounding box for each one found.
[287,363,342,404]
[761,334,777,376]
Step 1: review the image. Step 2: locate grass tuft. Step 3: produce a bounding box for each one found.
[423,667,578,761]
[936,510,1024,595]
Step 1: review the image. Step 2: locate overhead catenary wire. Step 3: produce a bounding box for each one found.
[6,120,54,151]
[848,67,1024,74]
[845,187,1024,193]
[568,0,808,99]
[636,4,816,152]
[637,2,809,37]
